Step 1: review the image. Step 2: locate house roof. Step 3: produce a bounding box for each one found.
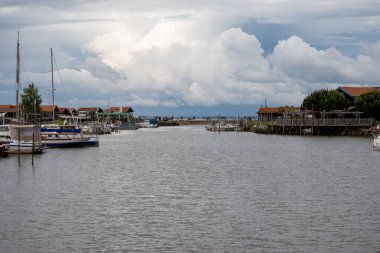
[60,107,77,113]
[337,86,380,98]
[0,104,17,113]
[78,107,103,113]
[0,104,16,109]
[258,106,300,114]
[108,106,134,113]
[40,105,59,112]
[58,108,70,114]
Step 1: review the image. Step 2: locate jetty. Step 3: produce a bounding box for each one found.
[255,110,375,136]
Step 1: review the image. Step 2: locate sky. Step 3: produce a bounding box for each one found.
[1,0,380,116]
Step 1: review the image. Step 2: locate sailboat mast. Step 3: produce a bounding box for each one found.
[16,31,20,124]
[50,48,55,120]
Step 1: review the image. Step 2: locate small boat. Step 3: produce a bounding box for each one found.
[81,122,112,135]
[206,123,241,132]
[41,124,99,148]
[0,124,44,154]
[0,139,9,157]
[373,128,380,151]
[116,121,137,130]
[137,118,158,128]
[205,116,242,132]
[206,124,237,132]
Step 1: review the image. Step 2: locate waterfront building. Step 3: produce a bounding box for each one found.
[100,106,134,121]
[40,105,60,122]
[257,106,300,121]
[337,86,380,106]
[78,107,104,121]
[0,105,17,123]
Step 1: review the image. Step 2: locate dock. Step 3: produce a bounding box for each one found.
[255,118,375,135]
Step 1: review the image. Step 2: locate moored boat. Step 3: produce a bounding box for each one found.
[0,125,44,154]
[41,124,99,148]
[373,128,380,151]
[116,121,137,130]
[137,118,158,128]
[0,139,9,157]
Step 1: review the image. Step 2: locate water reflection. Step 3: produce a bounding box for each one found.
[0,126,379,252]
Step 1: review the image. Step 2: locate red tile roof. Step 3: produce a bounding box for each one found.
[338,86,380,97]
[0,105,17,113]
[0,105,16,109]
[108,106,133,113]
[40,105,59,112]
[78,107,99,113]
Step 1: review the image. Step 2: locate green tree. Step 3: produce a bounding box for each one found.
[20,83,42,121]
[354,91,380,120]
[302,89,347,111]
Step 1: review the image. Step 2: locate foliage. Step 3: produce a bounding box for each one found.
[52,119,64,125]
[354,91,380,120]
[20,83,42,116]
[302,89,348,111]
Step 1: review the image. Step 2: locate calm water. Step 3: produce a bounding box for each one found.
[0,126,380,252]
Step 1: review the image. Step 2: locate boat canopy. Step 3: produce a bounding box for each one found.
[41,128,81,133]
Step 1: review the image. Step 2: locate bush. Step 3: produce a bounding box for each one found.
[302,89,347,111]
[354,91,380,120]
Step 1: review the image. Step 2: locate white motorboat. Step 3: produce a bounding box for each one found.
[373,130,380,151]
[137,118,158,128]
[0,125,43,154]
[41,124,99,148]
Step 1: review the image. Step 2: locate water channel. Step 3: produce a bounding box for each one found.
[1,126,379,252]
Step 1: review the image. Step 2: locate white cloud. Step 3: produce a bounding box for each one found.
[85,25,310,107]
[269,36,380,85]
[1,0,380,114]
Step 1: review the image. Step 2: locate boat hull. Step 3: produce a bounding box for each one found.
[43,138,99,148]
[373,138,380,151]
[8,143,43,154]
[0,142,9,157]
[41,126,99,148]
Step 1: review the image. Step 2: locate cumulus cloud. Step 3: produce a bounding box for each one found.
[23,26,380,110]
[82,26,326,108]
[1,0,380,115]
[269,36,380,85]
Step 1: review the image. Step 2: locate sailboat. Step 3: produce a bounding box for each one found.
[40,48,99,148]
[4,32,44,154]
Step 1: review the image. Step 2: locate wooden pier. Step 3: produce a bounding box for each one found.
[256,118,375,135]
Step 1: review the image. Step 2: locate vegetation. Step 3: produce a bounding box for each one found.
[20,83,42,121]
[302,89,347,111]
[354,91,380,120]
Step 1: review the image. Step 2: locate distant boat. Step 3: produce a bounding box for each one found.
[41,124,99,148]
[205,116,242,132]
[0,125,44,154]
[137,118,158,128]
[206,125,240,132]
[116,121,137,130]
[373,127,380,151]
[81,122,112,134]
